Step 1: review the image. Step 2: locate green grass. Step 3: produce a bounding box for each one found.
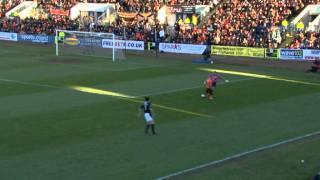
[0,41,320,180]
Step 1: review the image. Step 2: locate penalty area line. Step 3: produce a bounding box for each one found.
[157,130,320,180]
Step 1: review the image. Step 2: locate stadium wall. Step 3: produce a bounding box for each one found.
[1,31,320,61]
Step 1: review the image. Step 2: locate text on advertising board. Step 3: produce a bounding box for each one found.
[101,39,144,50]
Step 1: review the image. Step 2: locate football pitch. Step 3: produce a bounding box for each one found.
[0,41,320,180]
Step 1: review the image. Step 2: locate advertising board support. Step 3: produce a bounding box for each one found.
[265,48,280,59]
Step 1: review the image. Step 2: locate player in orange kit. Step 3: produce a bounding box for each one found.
[202,72,229,100]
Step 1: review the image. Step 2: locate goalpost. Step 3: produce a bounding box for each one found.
[55,30,125,61]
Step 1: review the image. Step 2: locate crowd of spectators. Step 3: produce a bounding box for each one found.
[0,0,193,39]
[0,0,21,18]
[39,0,77,11]
[288,0,320,49]
[0,16,79,34]
[289,31,320,49]
[202,0,309,48]
[1,0,320,48]
[0,0,215,42]
[116,0,160,13]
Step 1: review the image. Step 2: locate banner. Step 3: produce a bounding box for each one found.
[118,12,137,18]
[18,34,53,43]
[265,48,280,59]
[50,9,69,16]
[211,45,265,58]
[159,43,206,54]
[303,49,320,60]
[279,49,303,60]
[167,5,195,14]
[0,32,18,41]
[101,39,144,50]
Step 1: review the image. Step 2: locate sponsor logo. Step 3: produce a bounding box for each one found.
[101,39,144,50]
[310,50,320,55]
[11,33,17,40]
[305,56,317,60]
[160,43,181,50]
[64,37,80,46]
[280,49,303,60]
[280,49,303,57]
[20,34,49,43]
[159,43,206,54]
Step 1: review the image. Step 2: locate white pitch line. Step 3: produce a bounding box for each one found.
[140,78,255,97]
[0,78,60,89]
[0,77,255,97]
[157,130,320,180]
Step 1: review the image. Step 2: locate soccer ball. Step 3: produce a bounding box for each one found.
[225,80,229,83]
[210,61,213,64]
[201,94,206,97]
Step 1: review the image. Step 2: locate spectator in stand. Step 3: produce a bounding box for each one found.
[0,0,21,18]
[290,31,320,49]
[2,0,320,46]
[202,0,310,48]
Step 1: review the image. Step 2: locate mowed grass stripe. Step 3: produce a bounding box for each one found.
[0,81,55,97]
[155,92,320,180]
[158,131,320,180]
[0,92,319,179]
[176,134,320,180]
[1,42,320,179]
[156,78,320,116]
[0,60,167,83]
[0,74,318,120]
[35,65,201,87]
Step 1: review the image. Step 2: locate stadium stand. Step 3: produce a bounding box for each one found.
[0,0,21,18]
[288,0,320,49]
[290,31,320,49]
[1,0,320,46]
[204,0,309,48]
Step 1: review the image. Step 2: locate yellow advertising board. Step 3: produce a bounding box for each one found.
[211,46,265,58]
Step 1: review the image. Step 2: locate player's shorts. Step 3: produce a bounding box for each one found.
[212,82,217,87]
[144,113,154,124]
[206,88,213,95]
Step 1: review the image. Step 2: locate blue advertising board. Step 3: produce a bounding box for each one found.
[279,49,303,60]
[18,34,54,43]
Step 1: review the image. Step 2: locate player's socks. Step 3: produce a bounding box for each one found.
[151,124,156,135]
[145,125,150,134]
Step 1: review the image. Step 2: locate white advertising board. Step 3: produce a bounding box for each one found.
[303,49,320,60]
[159,43,206,54]
[0,32,18,41]
[102,39,144,50]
